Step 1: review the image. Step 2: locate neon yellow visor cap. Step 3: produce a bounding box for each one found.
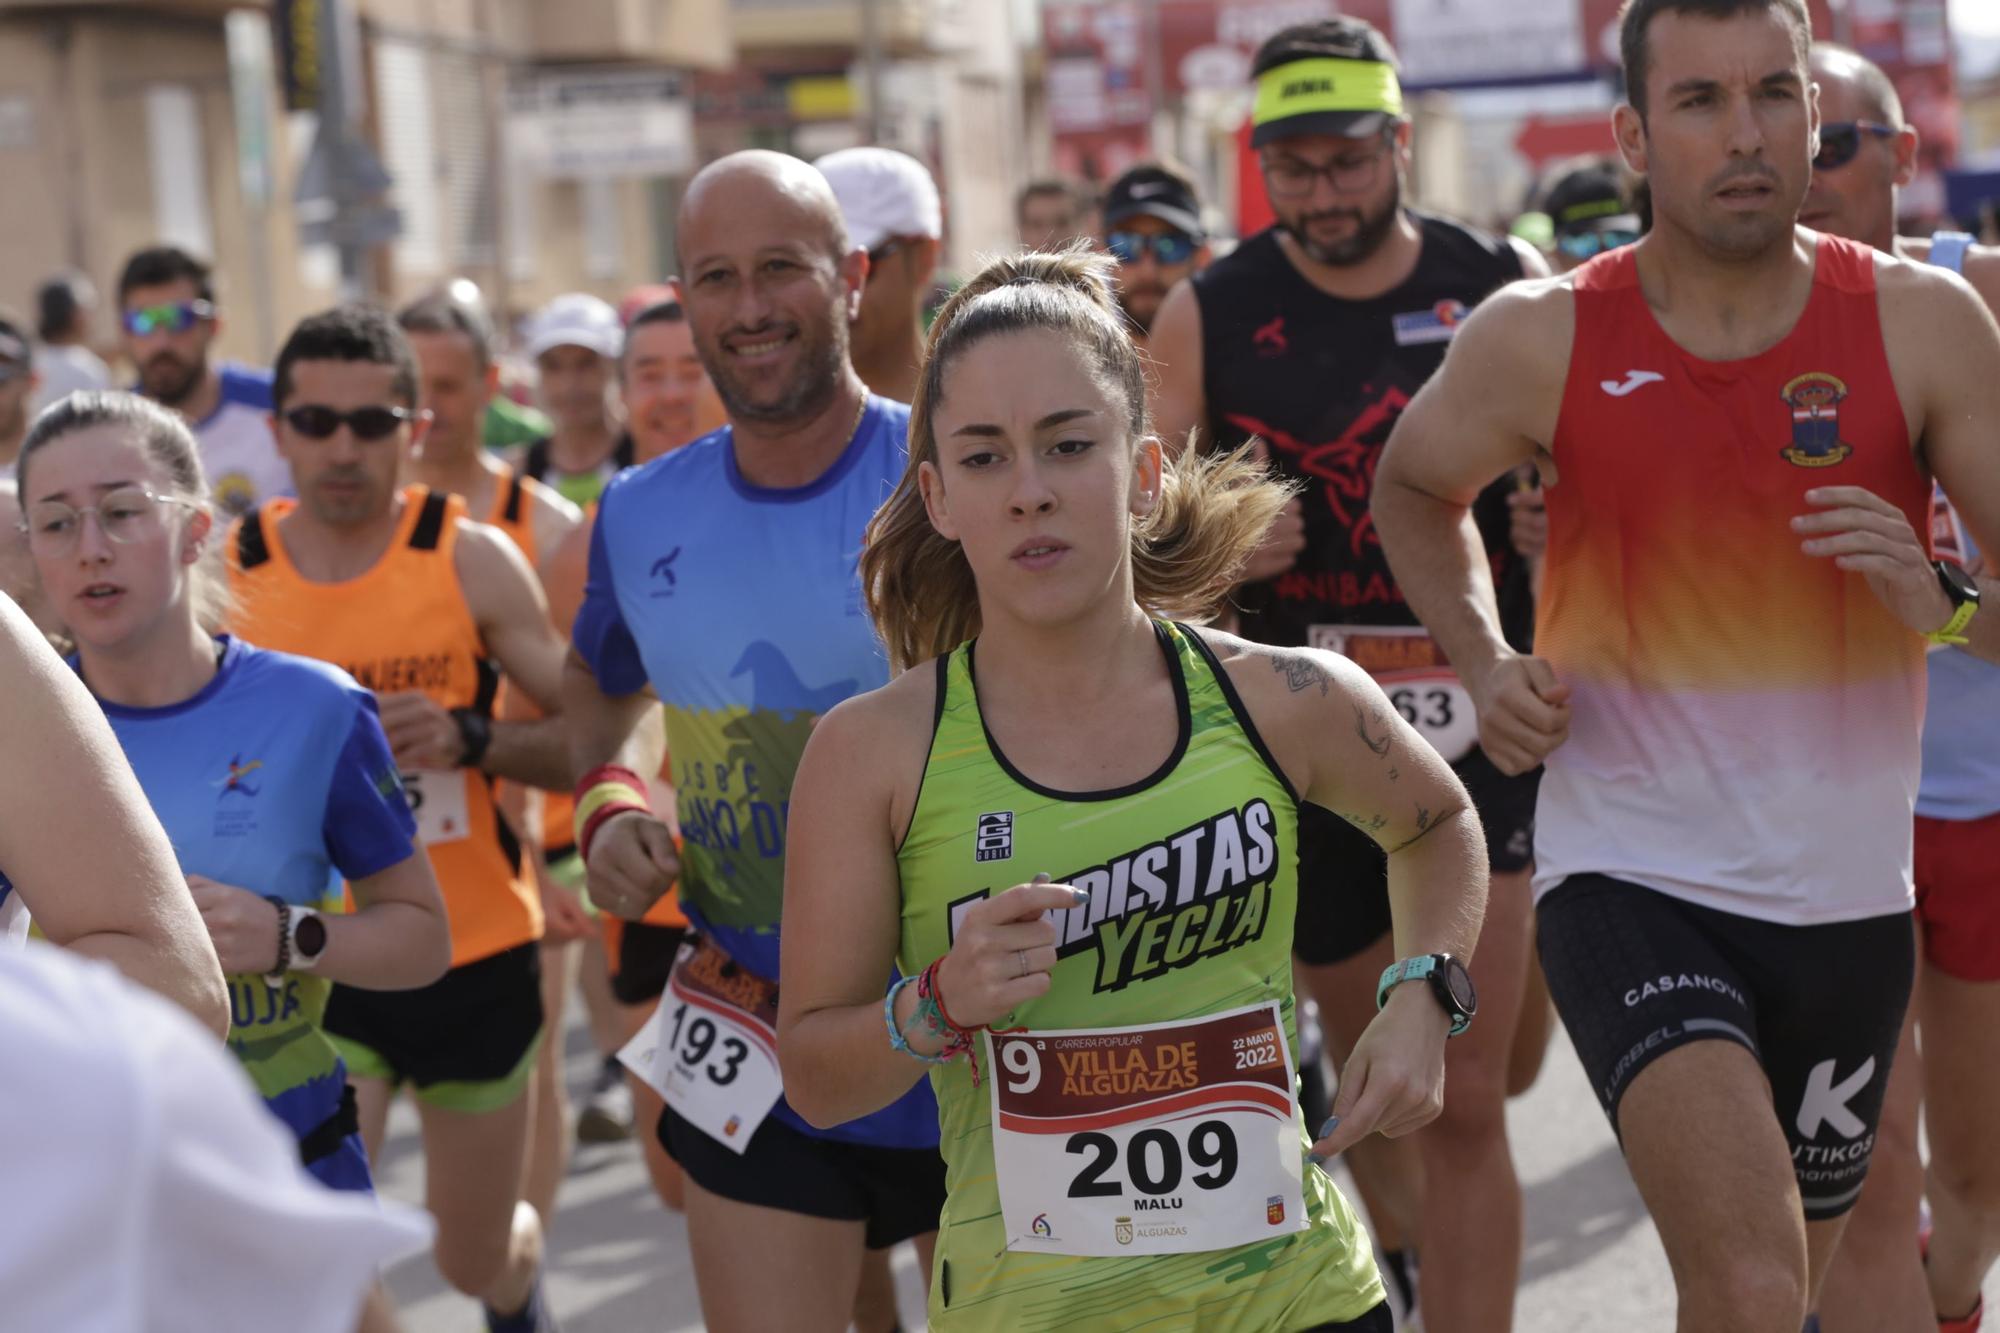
[1251,57,1405,147]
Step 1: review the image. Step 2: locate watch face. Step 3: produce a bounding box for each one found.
[296,913,328,958]
[1443,959,1478,1016]
[1940,560,1981,604]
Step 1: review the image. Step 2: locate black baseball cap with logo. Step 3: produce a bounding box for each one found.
[1543,161,1640,240]
[1101,164,1205,240]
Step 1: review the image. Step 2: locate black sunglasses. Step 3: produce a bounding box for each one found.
[282,404,416,441]
[1813,121,1897,172]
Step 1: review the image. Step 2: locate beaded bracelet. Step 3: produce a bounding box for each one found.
[883,974,958,1066]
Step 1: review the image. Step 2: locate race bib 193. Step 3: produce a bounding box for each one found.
[1309,625,1479,763]
[402,768,471,846]
[618,939,783,1154]
[987,1002,1307,1257]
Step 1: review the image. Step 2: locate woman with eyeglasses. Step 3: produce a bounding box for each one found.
[16,390,451,1192]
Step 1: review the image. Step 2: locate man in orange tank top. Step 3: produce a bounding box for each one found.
[1371,2,2000,1329]
[229,306,577,1333]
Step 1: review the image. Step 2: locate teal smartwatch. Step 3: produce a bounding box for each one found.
[1377,952,1477,1036]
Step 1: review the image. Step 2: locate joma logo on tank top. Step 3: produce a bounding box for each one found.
[947,799,1280,994]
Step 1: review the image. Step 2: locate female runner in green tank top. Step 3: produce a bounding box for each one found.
[777,251,1490,1333]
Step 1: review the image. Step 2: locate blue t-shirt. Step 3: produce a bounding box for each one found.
[574,396,938,1148]
[1917,234,2000,821]
[84,636,417,1161]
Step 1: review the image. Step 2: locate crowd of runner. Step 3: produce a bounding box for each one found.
[1,2,1998,1331]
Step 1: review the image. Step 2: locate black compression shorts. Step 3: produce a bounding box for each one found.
[1536,873,1913,1220]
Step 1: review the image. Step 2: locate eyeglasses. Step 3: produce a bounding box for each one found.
[21,486,198,556]
[1261,133,1396,199]
[1556,229,1642,261]
[1813,121,1898,172]
[1106,231,1201,266]
[120,300,216,337]
[281,404,417,441]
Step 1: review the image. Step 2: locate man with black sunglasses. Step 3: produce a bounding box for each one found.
[1149,19,1549,1332]
[1097,161,1213,350]
[116,245,289,519]
[1800,43,2000,1333]
[229,305,577,1333]
[815,146,943,405]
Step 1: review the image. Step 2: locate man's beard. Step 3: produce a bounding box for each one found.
[1282,176,1402,267]
[141,352,205,408]
[705,317,848,427]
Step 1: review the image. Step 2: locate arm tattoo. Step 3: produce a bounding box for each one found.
[1354,705,1392,760]
[1265,650,1331,696]
[1415,805,1432,831]
[1387,802,1462,854]
[1339,810,1389,833]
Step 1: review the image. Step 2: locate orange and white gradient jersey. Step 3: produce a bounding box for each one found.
[1537,236,1930,924]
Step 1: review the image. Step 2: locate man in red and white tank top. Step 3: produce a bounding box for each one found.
[1370,2,2000,1328]
[1797,45,2000,1333]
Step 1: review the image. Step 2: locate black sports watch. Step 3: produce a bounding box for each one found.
[1927,560,1981,647]
[451,708,493,769]
[1377,952,1478,1037]
[293,909,328,967]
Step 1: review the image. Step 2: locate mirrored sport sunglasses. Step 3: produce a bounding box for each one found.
[281,404,418,441]
[1556,229,1641,261]
[120,300,216,337]
[1813,121,1898,172]
[1107,231,1201,266]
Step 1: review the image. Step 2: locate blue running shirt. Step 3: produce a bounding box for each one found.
[1917,234,2000,820]
[85,636,417,1187]
[573,396,938,1148]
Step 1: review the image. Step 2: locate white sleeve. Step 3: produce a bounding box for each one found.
[132,989,434,1333]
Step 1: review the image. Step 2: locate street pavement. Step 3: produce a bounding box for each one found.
[383,1008,1996,1331]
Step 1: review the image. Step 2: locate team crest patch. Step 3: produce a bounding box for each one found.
[1779,372,1854,468]
[1391,300,1468,347]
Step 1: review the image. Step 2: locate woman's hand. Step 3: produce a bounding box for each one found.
[933,876,1088,1029]
[187,875,282,975]
[1311,985,1451,1159]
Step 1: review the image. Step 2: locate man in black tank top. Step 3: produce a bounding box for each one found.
[1149,19,1546,1333]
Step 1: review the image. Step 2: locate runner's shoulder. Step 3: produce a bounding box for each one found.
[1188,625,1372,742]
[1898,234,2000,315]
[797,660,939,820]
[214,639,376,729]
[1438,272,1576,385]
[1875,245,2000,365]
[215,363,273,411]
[598,425,731,514]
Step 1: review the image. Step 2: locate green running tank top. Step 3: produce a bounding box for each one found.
[897,621,1384,1331]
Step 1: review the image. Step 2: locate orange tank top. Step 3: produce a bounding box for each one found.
[228,486,543,964]
[485,473,583,859]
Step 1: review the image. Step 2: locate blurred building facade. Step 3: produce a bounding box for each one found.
[0,0,1034,370]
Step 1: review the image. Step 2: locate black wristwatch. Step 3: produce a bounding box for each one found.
[1927,560,1982,646]
[1377,952,1479,1036]
[451,708,493,770]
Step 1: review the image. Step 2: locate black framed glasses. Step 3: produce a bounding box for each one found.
[281,404,417,441]
[1106,231,1201,266]
[120,300,216,337]
[21,486,198,556]
[1556,229,1641,261]
[1260,131,1396,199]
[1813,121,1898,172]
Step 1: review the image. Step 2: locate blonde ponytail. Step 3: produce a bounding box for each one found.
[861,248,1296,673]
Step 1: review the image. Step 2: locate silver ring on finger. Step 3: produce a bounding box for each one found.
[1016,949,1028,979]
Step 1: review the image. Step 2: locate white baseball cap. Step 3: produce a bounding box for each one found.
[813,148,943,254]
[524,292,622,361]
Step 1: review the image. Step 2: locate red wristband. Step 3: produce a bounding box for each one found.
[574,764,651,865]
